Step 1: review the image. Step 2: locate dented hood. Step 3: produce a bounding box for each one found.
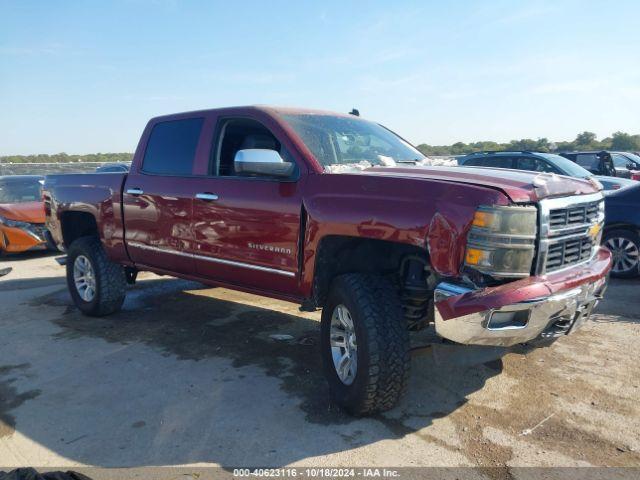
[0,201,45,223]
[355,166,600,203]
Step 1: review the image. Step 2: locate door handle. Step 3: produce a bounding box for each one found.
[195,193,219,201]
[127,188,144,195]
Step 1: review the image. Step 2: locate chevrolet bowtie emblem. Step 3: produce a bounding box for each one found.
[589,223,602,238]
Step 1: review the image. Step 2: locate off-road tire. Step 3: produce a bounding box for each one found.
[66,236,126,316]
[603,229,640,278]
[321,274,410,416]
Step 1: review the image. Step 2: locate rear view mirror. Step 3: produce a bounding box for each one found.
[234,149,295,177]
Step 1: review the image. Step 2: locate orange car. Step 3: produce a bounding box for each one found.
[0,175,50,254]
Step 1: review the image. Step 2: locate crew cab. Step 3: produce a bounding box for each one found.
[44,106,612,415]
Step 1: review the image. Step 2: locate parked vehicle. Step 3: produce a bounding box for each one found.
[44,106,612,415]
[0,175,52,255]
[599,176,637,192]
[609,152,640,179]
[95,163,131,173]
[558,151,617,177]
[603,183,640,278]
[458,151,630,190]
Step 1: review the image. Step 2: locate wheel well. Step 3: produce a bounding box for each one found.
[312,236,430,307]
[61,211,99,248]
[603,224,640,236]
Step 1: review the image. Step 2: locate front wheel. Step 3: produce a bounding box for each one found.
[321,274,410,416]
[66,236,127,316]
[604,229,640,278]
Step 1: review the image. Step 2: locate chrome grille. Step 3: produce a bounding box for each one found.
[549,202,600,229]
[537,193,605,275]
[545,237,594,272]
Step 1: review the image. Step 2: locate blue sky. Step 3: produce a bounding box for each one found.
[1,0,639,155]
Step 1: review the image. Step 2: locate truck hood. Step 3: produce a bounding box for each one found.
[354,166,599,203]
[0,201,45,223]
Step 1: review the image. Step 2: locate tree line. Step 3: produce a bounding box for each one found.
[0,152,133,164]
[2,131,639,163]
[416,131,640,156]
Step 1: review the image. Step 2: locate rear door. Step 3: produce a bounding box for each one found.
[188,115,305,295]
[122,116,209,275]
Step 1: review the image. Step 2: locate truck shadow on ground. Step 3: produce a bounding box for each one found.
[591,278,640,324]
[2,277,504,467]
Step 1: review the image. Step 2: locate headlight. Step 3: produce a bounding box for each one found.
[0,215,31,229]
[465,205,537,277]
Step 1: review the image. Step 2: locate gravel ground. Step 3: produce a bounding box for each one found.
[0,252,639,475]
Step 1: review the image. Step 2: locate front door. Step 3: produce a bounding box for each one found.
[189,117,304,295]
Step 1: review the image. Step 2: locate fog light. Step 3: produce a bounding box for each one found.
[487,310,530,330]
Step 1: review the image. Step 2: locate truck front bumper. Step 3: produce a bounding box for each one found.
[434,247,612,347]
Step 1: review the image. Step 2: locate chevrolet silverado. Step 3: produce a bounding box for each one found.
[44,106,612,415]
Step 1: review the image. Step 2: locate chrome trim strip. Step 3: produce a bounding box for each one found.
[128,241,296,277]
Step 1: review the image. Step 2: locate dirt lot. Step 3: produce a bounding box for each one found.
[0,252,639,471]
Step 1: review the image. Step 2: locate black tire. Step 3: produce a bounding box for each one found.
[603,229,640,278]
[321,274,410,416]
[66,236,127,316]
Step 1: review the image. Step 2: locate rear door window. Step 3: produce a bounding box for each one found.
[464,156,514,168]
[515,157,560,173]
[575,154,599,170]
[142,118,204,175]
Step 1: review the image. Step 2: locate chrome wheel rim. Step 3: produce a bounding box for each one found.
[605,237,640,273]
[73,255,96,302]
[330,304,357,385]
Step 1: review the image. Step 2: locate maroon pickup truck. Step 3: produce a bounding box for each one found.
[44,106,612,415]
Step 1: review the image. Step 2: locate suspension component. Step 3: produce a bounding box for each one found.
[399,255,436,331]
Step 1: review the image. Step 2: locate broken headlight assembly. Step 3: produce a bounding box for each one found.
[464,205,537,278]
[0,215,31,229]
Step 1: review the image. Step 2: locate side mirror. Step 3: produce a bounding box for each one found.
[627,163,635,170]
[234,149,295,178]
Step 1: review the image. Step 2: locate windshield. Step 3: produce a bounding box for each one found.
[0,179,43,203]
[622,152,640,166]
[281,114,425,170]
[538,153,593,178]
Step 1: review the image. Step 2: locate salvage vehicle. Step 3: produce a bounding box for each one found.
[609,151,640,179]
[558,151,617,177]
[603,183,640,278]
[0,175,51,255]
[44,106,612,415]
[458,150,631,191]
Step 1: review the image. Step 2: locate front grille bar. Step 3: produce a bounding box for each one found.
[536,192,605,275]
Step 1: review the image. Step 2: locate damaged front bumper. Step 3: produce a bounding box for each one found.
[434,247,612,347]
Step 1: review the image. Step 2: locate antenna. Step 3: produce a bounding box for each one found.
[349,108,360,117]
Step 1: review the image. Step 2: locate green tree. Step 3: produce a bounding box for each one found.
[575,131,597,148]
[610,131,640,151]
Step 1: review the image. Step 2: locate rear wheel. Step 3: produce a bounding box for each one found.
[321,274,410,416]
[66,236,127,316]
[604,229,640,278]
